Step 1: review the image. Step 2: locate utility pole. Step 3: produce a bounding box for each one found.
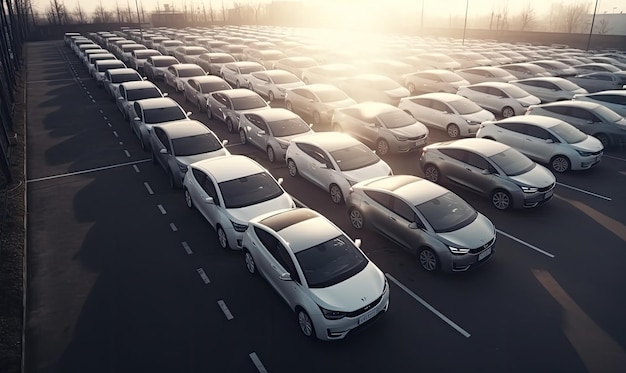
[586,0,599,51]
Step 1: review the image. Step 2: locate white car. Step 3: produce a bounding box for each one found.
[241,48,287,69]
[173,46,209,64]
[454,67,517,84]
[102,68,144,99]
[457,82,541,118]
[573,90,626,117]
[156,39,185,56]
[335,74,410,106]
[399,93,495,138]
[246,69,305,101]
[510,77,588,103]
[182,155,295,250]
[182,75,232,112]
[115,80,166,120]
[163,63,207,92]
[93,59,127,86]
[403,70,470,95]
[196,52,237,76]
[272,56,319,79]
[285,132,393,204]
[220,61,266,88]
[416,53,461,70]
[128,49,162,71]
[300,63,359,85]
[242,207,389,340]
[130,97,191,150]
[476,115,603,172]
[285,84,357,126]
[207,89,272,133]
[143,55,180,81]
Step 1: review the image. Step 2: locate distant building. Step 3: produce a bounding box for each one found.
[588,13,626,36]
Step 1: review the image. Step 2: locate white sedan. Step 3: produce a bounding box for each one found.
[163,63,207,92]
[242,207,389,340]
[246,69,305,102]
[457,82,540,118]
[285,132,393,204]
[510,77,588,103]
[183,155,296,250]
[182,75,232,112]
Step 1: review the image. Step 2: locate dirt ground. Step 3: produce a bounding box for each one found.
[0,73,26,373]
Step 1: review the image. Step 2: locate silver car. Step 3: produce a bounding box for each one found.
[238,108,313,163]
[272,56,319,79]
[182,155,295,250]
[246,69,305,102]
[149,119,230,188]
[116,81,166,120]
[525,101,626,148]
[196,52,237,76]
[143,55,180,81]
[102,68,143,99]
[510,77,588,103]
[403,69,469,95]
[130,97,191,150]
[476,115,604,172]
[419,138,556,210]
[163,63,207,93]
[346,175,496,273]
[285,84,357,126]
[335,74,410,106]
[573,90,626,116]
[242,208,389,340]
[93,59,127,86]
[331,102,429,156]
[182,75,232,112]
[219,61,266,88]
[497,63,552,79]
[300,63,359,85]
[454,67,517,84]
[207,89,271,133]
[566,72,626,93]
[457,82,540,118]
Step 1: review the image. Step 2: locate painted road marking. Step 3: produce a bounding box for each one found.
[181,241,192,255]
[26,159,151,183]
[124,150,131,158]
[113,131,118,138]
[386,274,471,338]
[169,223,178,232]
[196,268,210,284]
[604,154,626,162]
[249,352,268,373]
[133,165,140,173]
[217,300,234,320]
[144,182,154,195]
[556,182,611,201]
[157,204,167,215]
[496,229,555,258]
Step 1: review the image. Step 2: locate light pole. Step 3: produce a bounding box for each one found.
[135,0,142,42]
[586,0,599,51]
[462,0,469,45]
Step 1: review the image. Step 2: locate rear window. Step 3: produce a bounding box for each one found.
[144,106,187,124]
[330,143,380,171]
[111,73,141,83]
[178,67,206,77]
[126,87,162,101]
[219,172,284,209]
[231,95,267,110]
[172,133,223,156]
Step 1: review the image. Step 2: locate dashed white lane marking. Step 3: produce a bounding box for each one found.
[26,78,78,83]
[112,131,118,137]
[556,182,611,201]
[107,122,112,127]
[496,229,555,258]
[26,159,151,183]
[196,268,210,284]
[157,204,167,214]
[124,150,131,157]
[604,154,626,162]
[217,300,234,320]
[249,352,268,373]
[103,116,108,120]
[99,110,104,114]
[181,241,192,254]
[144,182,154,195]
[91,99,96,103]
[169,223,178,231]
[119,141,123,145]
[133,165,140,173]
[386,274,471,338]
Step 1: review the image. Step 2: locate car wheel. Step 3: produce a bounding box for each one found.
[297,308,315,338]
[216,225,228,250]
[330,184,344,204]
[418,248,439,272]
[312,111,321,126]
[376,139,390,156]
[287,159,298,177]
[267,146,275,163]
[349,208,365,229]
[550,155,570,173]
[239,129,247,144]
[226,118,235,133]
[491,189,511,210]
[184,188,193,209]
[244,249,257,275]
[407,83,416,94]
[268,91,275,102]
[595,133,609,148]
[423,164,440,183]
[501,106,515,118]
[286,101,293,111]
[446,123,460,138]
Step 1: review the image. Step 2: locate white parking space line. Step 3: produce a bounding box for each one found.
[107,122,112,127]
[604,154,626,162]
[143,182,154,195]
[124,150,131,158]
[217,300,234,320]
[169,223,178,232]
[249,352,268,373]
[112,131,118,138]
[133,165,140,173]
[196,268,210,284]
[26,78,78,83]
[103,116,108,120]
[181,241,193,255]
[496,229,555,258]
[556,182,611,201]
[157,204,167,215]
[386,274,471,338]
[26,159,151,183]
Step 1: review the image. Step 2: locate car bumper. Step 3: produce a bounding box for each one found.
[572,154,602,170]
[518,188,554,208]
[394,138,428,153]
[441,244,495,273]
[225,226,245,250]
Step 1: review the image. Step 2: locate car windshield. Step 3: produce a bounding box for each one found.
[438,71,465,83]
[594,105,623,122]
[231,95,267,110]
[155,59,177,67]
[200,81,231,92]
[240,65,265,74]
[550,122,587,144]
[490,69,512,78]
[330,143,380,171]
[555,79,583,91]
[144,107,187,124]
[187,49,206,55]
[219,172,284,209]
[316,89,350,102]
[111,73,141,83]
[295,235,368,288]
[271,73,300,84]
[98,63,124,72]
[416,192,478,233]
[449,99,483,114]
[378,110,416,129]
[489,148,535,176]
[502,85,531,99]
[172,133,223,156]
[211,55,234,63]
[268,117,310,137]
[178,67,206,77]
[163,41,183,47]
[126,87,162,101]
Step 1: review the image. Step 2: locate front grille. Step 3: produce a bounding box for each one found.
[407,134,427,141]
[469,237,495,254]
[538,183,555,193]
[346,293,383,318]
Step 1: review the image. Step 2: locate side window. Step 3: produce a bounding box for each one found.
[275,244,300,283]
[133,103,143,120]
[247,115,268,132]
[526,125,551,140]
[431,100,451,113]
[470,86,488,94]
[118,86,126,99]
[154,128,171,152]
[411,98,430,107]
[202,176,220,206]
[308,145,331,167]
[188,80,197,91]
[192,168,206,186]
[254,227,298,279]
[390,197,415,222]
[364,190,392,209]
[543,106,569,115]
[571,108,600,122]
[487,87,505,97]
[497,122,526,134]
[465,151,491,171]
[439,148,465,162]
[167,65,176,74]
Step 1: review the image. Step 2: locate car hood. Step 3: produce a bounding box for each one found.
[177,148,230,165]
[436,213,495,249]
[388,123,428,137]
[277,129,314,142]
[324,98,358,109]
[384,87,410,98]
[518,95,541,106]
[309,262,385,311]
[342,160,391,183]
[227,192,294,223]
[509,164,555,188]
[571,135,603,153]
[463,109,495,122]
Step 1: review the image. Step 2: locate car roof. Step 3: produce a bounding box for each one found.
[467,81,514,89]
[299,83,341,92]
[413,92,464,101]
[340,101,398,114]
[96,60,126,66]
[119,81,158,90]
[188,75,228,83]
[534,100,603,110]
[429,138,510,157]
[583,90,626,97]
[136,97,180,109]
[248,108,299,120]
[514,77,568,83]
[149,55,178,61]
[153,119,213,139]
[107,68,139,75]
[257,69,296,77]
[191,154,265,183]
[292,132,361,151]
[358,175,449,205]
[215,88,263,98]
[172,63,204,70]
[228,61,264,67]
[495,115,564,128]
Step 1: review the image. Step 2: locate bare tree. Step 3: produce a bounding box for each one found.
[209,1,216,22]
[114,0,122,22]
[73,2,86,23]
[497,2,509,30]
[518,2,534,31]
[252,1,264,24]
[92,3,114,23]
[595,17,610,34]
[221,0,227,21]
[562,1,590,33]
[126,0,133,22]
[46,0,67,24]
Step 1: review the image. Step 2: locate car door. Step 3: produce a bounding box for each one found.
[521,123,558,162]
[209,92,228,121]
[297,143,333,190]
[338,109,370,144]
[185,79,198,102]
[491,121,528,152]
[429,99,453,130]
[461,150,499,195]
[116,85,126,113]
[364,191,421,250]
[152,127,172,171]
[486,86,507,112]
[244,114,268,150]
[408,98,438,127]
[165,65,176,87]
[194,170,222,229]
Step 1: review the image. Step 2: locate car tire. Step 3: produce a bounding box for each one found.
[376,139,390,156]
[491,189,511,210]
[267,146,275,163]
[286,101,293,111]
[446,123,460,138]
[226,118,235,133]
[418,248,439,272]
[239,129,247,145]
[349,208,365,229]
[297,308,315,339]
[407,83,416,94]
[216,225,228,250]
[595,133,610,148]
[287,159,298,177]
[268,91,275,102]
[184,188,193,209]
[330,184,344,204]
[550,155,570,173]
[423,164,440,183]
[244,249,258,275]
[502,106,515,118]
[312,111,321,126]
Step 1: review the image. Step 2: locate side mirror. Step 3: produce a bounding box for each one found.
[545,138,554,143]
[354,238,362,248]
[133,117,140,121]
[163,92,169,97]
[367,122,376,128]
[222,139,229,146]
[408,222,419,229]
[142,76,147,80]
[277,177,284,185]
[203,196,214,204]
[118,96,124,100]
[279,272,292,281]
[441,111,449,114]
[481,169,491,175]
[159,148,167,154]
[257,130,266,136]
[186,111,192,117]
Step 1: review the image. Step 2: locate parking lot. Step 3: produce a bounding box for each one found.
[24,40,626,373]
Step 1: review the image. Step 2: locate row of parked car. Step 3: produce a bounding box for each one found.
[64,25,624,341]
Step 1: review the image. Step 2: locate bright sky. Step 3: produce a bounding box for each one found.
[31,0,626,18]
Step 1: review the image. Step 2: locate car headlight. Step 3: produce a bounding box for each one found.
[449,246,470,254]
[466,120,480,125]
[394,134,409,141]
[576,150,594,156]
[520,185,538,193]
[231,220,248,232]
[319,306,346,320]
